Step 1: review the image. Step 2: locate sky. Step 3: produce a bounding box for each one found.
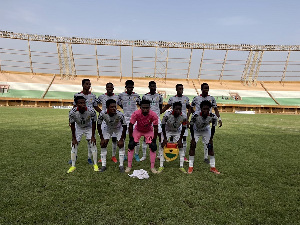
[1,0,299,45]
[1,0,300,81]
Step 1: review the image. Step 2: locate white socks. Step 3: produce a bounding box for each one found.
[101,148,107,167]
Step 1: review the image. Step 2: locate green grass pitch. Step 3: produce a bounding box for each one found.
[0,107,299,224]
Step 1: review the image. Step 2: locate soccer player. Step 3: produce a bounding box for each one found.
[96,82,119,163]
[161,102,188,173]
[142,81,163,161]
[188,82,222,163]
[188,100,220,174]
[97,99,127,172]
[161,83,190,162]
[126,100,159,174]
[117,80,141,161]
[67,96,99,173]
[69,79,101,165]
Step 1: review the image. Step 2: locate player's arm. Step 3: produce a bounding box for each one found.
[128,122,136,150]
[70,122,78,147]
[91,121,96,145]
[161,104,171,114]
[94,105,102,113]
[214,107,222,127]
[178,120,187,148]
[161,123,168,148]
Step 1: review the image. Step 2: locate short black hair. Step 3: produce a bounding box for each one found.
[125,80,134,87]
[200,100,212,109]
[140,99,151,106]
[173,101,182,109]
[82,79,90,86]
[106,99,116,108]
[149,81,156,86]
[106,82,114,87]
[176,84,183,90]
[75,96,86,104]
[201,83,209,90]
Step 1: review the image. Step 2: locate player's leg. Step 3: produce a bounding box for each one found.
[203,132,220,174]
[145,131,158,174]
[126,128,141,173]
[140,137,147,161]
[111,136,118,163]
[202,125,211,163]
[183,134,189,163]
[116,130,125,172]
[173,135,186,173]
[67,127,83,173]
[188,132,200,174]
[132,122,140,162]
[99,126,111,172]
[85,128,99,172]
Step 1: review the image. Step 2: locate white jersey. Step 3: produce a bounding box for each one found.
[96,93,118,112]
[190,112,218,132]
[167,95,190,116]
[118,92,141,119]
[142,92,163,118]
[69,107,97,129]
[162,111,187,133]
[73,91,98,108]
[97,110,126,130]
[191,95,217,113]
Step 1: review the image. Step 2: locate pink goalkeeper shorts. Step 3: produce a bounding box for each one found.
[132,128,154,144]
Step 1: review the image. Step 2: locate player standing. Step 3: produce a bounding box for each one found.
[161,84,190,162]
[161,102,188,173]
[117,80,141,161]
[188,100,220,174]
[97,99,127,172]
[126,100,159,174]
[188,82,222,163]
[69,79,101,165]
[142,81,163,161]
[67,96,99,173]
[96,82,119,163]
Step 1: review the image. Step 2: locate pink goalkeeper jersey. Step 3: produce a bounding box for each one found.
[130,109,159,132]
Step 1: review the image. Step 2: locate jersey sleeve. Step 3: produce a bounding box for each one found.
[92,94,98,107]
[211,114,218,127]
[152,112,159,126]
[161,113,168,125]
[90,108,97,122]
[136,94,141,105]
[159,94,163,104]
[117,93,123,107]
[189,113,197,127]
[167,97,173,105]
[97,112,104,125]
[129,111,137,124]
[191,96,197,107]
[185,96,190,107]
[211,96,217,108]
[69,108,76,124]
[119,111,127,126]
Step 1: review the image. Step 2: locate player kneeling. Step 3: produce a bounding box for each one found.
[160,102,188,174]
[188,100,220,174]
[68,96,99,173]
[97,99,127,172]
[126,100,159,174]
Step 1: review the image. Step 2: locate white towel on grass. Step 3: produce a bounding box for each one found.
[128,169,149,179]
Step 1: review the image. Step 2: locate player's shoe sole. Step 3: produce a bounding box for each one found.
[93,164,100,172]
[125,167,132,173]
[179,167,187,174]
[111,156,118,163]
[140,156,146,161]
[99,166,106,172]
[88,158,93,165]
[157,167,164,174]
[67,166,76,174]
[150,168,158,174]
[134,154,140,162]
[210,167,220,174]
[188,167,193,174]
[119,166,125,173]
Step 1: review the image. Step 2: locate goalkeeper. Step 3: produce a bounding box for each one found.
[126,100,159,174]
[188,100,220,174]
